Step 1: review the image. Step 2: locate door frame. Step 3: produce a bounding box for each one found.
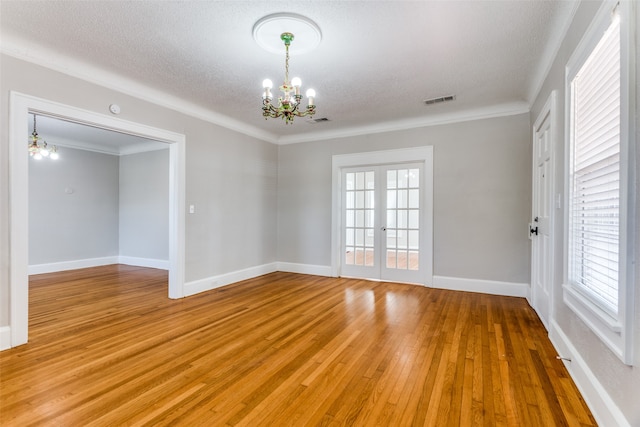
[530,90,556,329]
[7,92,186,348]
[331,147,433,285]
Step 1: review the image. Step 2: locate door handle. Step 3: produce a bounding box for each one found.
[381,227,387,231]
[530,225,538,236]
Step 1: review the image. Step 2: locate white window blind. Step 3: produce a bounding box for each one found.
[568,16,621,314]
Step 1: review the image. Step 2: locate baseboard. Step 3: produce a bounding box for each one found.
[549,320,630,427]
[118,256,169,270]
[28,256,170,274]
[28,256,120,275]
[183,262,278,297]
[0,326,11,350]
[276,262,333,277]
[432,275,529,298]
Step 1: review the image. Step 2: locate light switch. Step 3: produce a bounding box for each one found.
[189,204,196,214]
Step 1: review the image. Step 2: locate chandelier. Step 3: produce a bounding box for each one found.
[261,32,316,124]
[28,115,59,160]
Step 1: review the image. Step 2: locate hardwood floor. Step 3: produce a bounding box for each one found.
[0,265,596,426]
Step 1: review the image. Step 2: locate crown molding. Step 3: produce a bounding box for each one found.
[2,34,531,147]
[1,34,279,144]
[49,138,168,156]
[277,101,531,145]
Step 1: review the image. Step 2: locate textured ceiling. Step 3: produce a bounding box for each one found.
[1,1,577,144]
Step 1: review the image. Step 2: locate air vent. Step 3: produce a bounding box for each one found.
[424,95,456,105]
[309,117,330,123]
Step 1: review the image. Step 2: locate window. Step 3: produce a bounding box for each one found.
[564,1,634,365]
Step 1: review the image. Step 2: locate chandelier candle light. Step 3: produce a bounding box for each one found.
[28,115,59,160]
[262,32,316,124]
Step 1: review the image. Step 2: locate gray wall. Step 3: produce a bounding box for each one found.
[530,1,640,424]
[277,113,532,284]
[119,149,170,260]
[28,147,119,264]
[28,146,170,266]
[0,54,278,326]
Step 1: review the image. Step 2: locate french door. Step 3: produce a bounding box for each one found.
[341,163,425,284]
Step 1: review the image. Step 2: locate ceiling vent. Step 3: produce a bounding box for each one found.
[424,95,456,105]
[308,117,330,123]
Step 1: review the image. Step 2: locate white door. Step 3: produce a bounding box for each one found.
[342,163,425,284]
[531,95,555,329]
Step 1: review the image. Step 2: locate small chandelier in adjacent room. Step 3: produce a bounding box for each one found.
[254,13,321,125]
[28,115,59,160]
[261,32,316,124]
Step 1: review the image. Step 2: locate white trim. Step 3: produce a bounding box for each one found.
[1,35,278,144]
[183,263,278,297]
[280,102,529,145]
[331,147,434,285]
[0,327,12,351]
[28,257,170,275]
[8,92,186,348]
[549,320,632,427]
[28,257,119,275]
[276,262,332,277]
[168,138,186,299]
[50,139,167,157]
[562,0,635,365]
[185,267,529,299]
[432,275,529,298]
[117,257,169,270]
[562,284,624,355]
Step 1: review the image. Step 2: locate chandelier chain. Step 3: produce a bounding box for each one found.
[285,43,290,85]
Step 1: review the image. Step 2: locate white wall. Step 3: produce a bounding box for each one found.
[530,1,640,425]
[28,147,119,265]
[119,149,170,262]
[277,113,532,286]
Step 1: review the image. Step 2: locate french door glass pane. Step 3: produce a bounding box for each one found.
[345,170,375,266]
[408,210,419,228]
[409,169,420,187]
[398,169,408,188]
[385,167,420,271]
[397,250,408,269]
[386,250,396,268]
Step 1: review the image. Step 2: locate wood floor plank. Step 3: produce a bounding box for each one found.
[0,266,597,426]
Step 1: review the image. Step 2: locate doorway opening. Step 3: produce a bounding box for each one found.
[7,92,186,349]
[28,114,170,274]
